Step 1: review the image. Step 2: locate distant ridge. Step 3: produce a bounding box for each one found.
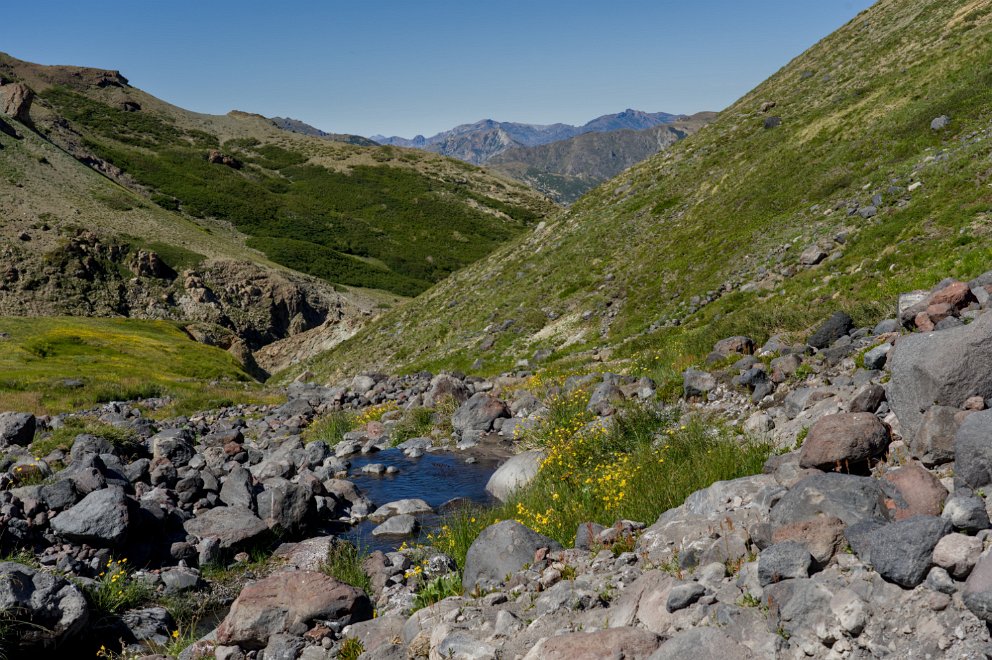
[269,116,379,146]
[371,109,687,164]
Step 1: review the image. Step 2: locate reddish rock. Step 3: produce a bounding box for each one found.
[713,336,755,356]
[881,462,948,520]
[915,312,935,332]
[798,413,891,471]
[771,515,846,565]
[0,82,34,121]
[930,281,974,309]
[926,302,954,324]
[965,396,987,411]
[216,571,372,649]
[365,421,386,440]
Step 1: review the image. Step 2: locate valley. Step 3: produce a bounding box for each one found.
[4,1,992,659]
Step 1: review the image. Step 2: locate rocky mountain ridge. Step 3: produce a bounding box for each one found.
[371,109,685,164]
[487,113,715,203]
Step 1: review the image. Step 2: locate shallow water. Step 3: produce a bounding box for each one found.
[339,448,500,553]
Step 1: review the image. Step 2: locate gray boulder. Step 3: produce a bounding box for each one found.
[219,465,255,509]
[649,627,754,659]
[0,562,89,652]
[369,498,432,522]
[889,312,992,438]
[587,378,624,416]
[965,549,992,622]
[50,486,130,546]
[955,409,992,489]
[931,115,951,131]
[0,412,35,447]
[847,384,886,414]
[485,450,545,502]
[151,429,195,467]
[257,481,312,532]
[758,541,812,586]
[912,405,960,466]
[808,312,853,349]
[371,514,418,537]
[184,505,270,549]
[666,582,706,612]
[463,520,562,590]
[943,489,991,533]
[770,473,888,528]
[845,515,951,587]
[452,393,509,433]
[683,368,716,399]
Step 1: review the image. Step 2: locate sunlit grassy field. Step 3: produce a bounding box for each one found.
[0,317,279,415]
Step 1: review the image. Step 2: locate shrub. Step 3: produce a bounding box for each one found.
[412,573,462,612]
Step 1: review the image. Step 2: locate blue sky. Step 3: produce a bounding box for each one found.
[5,1,874,138]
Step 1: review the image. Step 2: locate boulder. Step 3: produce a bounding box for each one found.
[758,541,812,585]
[424,374,470,407]
[485,450,545,502]
[713,336,755,357]
[665,582,706,612]
[452,393,509,433]
[257,481,312,532]
[954,409,992,489]
[183,505,270,549]
[587,378,625,416]
[847,384,886,414]
[798,413,890,471]
[931,115,951,131]
[911,405,960,466]
[932,533,982,579]
[845,515,951,587]
[50,486,130,546]
[682,368,716,399]
[888,313,992,438]
[0,82,34,122]
[216,571,372,649]
[219,465,255,509]
[649,627,754,660]
[0,412,35,447]
[770,473,888,528]
[368,498,433,522]
[771,515,846,566]
[522,628,662,660]
[463,520,562,590]
[942,489,991,533]
[0,562,89,652]
[964,549,992,622]
[862,343,891,370]
[371,514,418,537]
[807,312,853,349]
[880,461,947,520]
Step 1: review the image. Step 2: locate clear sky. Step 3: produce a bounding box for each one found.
[4,0,874,138]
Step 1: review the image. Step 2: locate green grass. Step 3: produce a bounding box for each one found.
[295,0,992,384]
[85,558,153,616]
[303,411,356,445]
[432,400,772,570]
[412,573,462,611]
[0,317,270,415]
[337,638,366,660]
[320,540,372,595]
[390,407,436,446]
[30,418,141,458]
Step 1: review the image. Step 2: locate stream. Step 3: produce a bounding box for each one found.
[339,448,502,553]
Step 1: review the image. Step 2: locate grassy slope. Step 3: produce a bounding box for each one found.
[298,0,992,383]
[0,52,554,298]
[0,317,277,415]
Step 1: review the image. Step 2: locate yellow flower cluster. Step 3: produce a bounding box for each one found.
[354,401,398,426]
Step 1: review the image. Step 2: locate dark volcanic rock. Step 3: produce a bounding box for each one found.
[0,561,89,652]
[846,515,951,588]
[807,312,853,349]
[798,412,890,471]
[50,486,130,546]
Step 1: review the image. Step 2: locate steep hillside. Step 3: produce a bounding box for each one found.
[0,53,553,372]
[488,114,714,203]
[372,110,684,164]
[299,0,992,386]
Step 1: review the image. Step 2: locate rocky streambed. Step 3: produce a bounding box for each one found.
[5,274,992,658]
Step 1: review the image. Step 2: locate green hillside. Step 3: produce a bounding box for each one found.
[297,0,992,385]
[0,53,554,298]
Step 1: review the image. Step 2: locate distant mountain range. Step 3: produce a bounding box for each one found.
[370,109,685,164]
[487,113,716,203]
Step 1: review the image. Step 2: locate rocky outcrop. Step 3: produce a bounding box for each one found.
[0,562,89,652]
[0,81,34,122]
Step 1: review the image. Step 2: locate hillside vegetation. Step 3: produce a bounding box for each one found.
[0,52,553,298]
[299,0,992,385]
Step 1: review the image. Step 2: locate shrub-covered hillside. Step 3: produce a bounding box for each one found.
[298,0,992,383]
